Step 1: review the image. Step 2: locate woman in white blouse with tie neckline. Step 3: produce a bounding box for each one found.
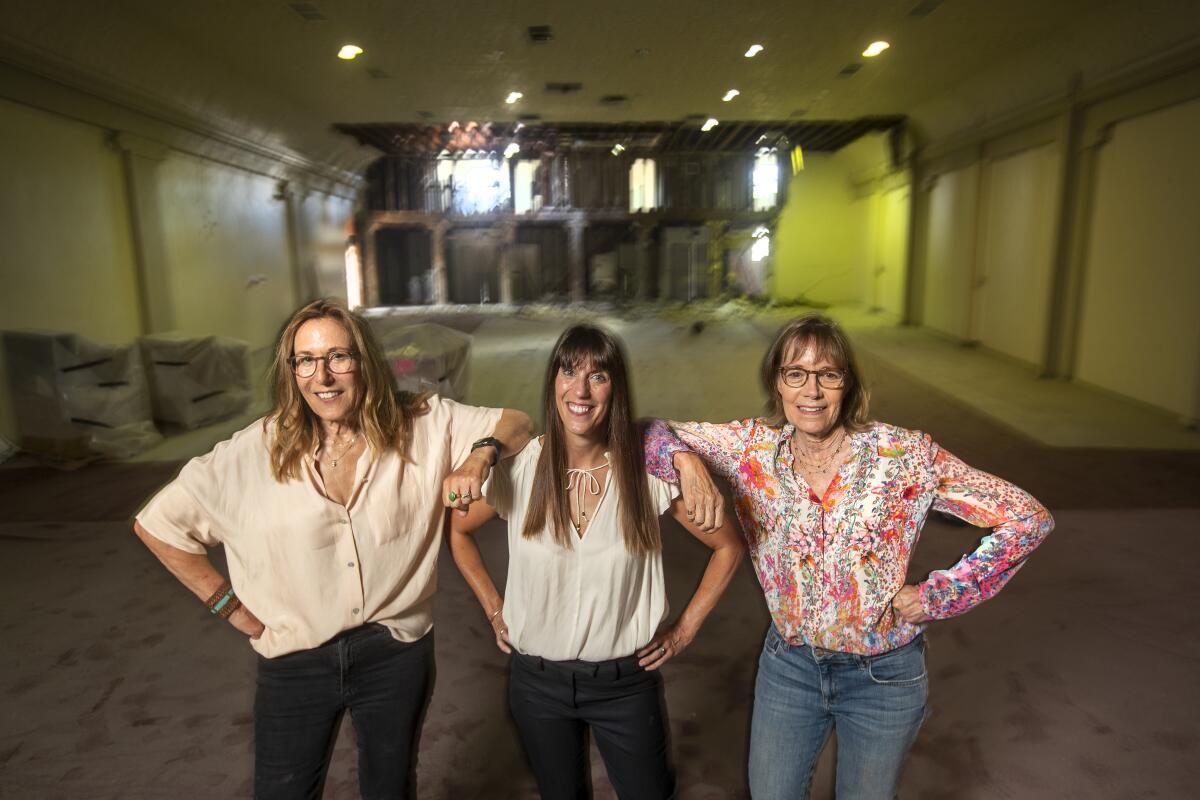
[449,324,744,800]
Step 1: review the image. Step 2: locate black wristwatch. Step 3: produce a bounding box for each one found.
[470,436,503,465]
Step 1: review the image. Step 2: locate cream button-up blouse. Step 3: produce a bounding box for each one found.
[484,438,680,662]
[136,395,502,658]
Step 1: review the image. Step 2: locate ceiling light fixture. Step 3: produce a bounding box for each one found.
[505,91,524,104]
[745,44,764,58]
[723,89,740,102]
[337,44,363,60]
[611,143,626,156]
[862,41,890,57]
[503,142,520,159]
[702,118,719,132]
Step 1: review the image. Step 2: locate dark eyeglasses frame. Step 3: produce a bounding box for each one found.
[289,350,358,378]
[777,366,847,389]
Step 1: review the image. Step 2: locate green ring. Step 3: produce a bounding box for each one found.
[448,490,457,502]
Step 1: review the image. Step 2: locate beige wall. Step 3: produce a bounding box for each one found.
[973,143,1060,365]
[1075,97,1200,419]
[911,54,1200,419]
[773,134,908,308]
[0,94,359,444]
[0,98,142,440]
[303,192,355,301]
[919,163,979,339]
[156,153,296,347]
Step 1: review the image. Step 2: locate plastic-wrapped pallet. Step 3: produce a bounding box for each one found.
[139,333,251,429]
[1,330,162,460]
[372,322,471,400]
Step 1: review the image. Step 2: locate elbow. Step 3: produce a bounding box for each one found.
[1039,507,1055,537]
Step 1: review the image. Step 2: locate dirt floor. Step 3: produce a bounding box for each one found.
[1,305,1197,799]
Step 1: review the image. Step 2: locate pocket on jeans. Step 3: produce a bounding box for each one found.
[866,643,927,686]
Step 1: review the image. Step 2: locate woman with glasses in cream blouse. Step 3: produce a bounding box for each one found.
[449,324,745,800]
[133,299,533,799]
[642,314,1054,799]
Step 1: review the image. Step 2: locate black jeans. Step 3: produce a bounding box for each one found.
[509,651,676,800]
[254,624,434,800]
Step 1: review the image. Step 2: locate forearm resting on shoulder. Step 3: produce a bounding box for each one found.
[491,408,534,459]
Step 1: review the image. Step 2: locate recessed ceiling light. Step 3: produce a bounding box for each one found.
[723,89,740,102]
[503,142,520,159]
[862,41,890,57]
[702,118,719,132]
[611,143,626,156]
[745,44,764,58]
[337,44,363,60]
[505,91,524,104]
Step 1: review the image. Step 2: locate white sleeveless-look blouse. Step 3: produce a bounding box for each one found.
[483,438,680,662]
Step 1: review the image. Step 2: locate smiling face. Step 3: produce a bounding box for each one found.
[293,317,359,429]
[776,338,845,438]
[555,357,612,443]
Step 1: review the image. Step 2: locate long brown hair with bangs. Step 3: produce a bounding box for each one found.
[265,299,427,482]
[522,325,660,555]
[760,314,871,431]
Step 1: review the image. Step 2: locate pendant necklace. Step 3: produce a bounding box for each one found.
[323,433,359,468]
[566,456,609,534]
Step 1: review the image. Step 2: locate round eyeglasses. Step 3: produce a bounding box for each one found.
[778,366,847,389]
[289,350,358,378]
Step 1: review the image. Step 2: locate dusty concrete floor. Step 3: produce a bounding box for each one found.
[2,305,1198,799]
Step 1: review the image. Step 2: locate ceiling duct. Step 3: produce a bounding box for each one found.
[527,25,553,43]
[837,63,862,78]
[288,3,327,21]
[599,94,629,106]
[545,82,583,94]
[908,0,944,18]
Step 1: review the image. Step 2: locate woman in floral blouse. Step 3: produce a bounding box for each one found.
[645,314,1053,799]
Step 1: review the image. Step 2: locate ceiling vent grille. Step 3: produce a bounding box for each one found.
[546,82,583,94]
[528,25,553,43]
[518,113,543,121]
[288,3,326,21]
[599,94,629,106]
[417,111,434,120]
[909,0,944,18]
[837,63,862,78]
[366,68,390,79]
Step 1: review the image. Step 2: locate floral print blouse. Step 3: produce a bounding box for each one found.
[644,418,1053,655]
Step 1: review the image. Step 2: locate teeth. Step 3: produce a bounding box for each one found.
[317,391,341,399]
[567,403,591,414]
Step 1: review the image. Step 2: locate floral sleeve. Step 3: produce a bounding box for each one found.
[641,418,753,483]
[918,441,1054,619]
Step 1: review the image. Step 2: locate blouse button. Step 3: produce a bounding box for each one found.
[347,561,355,568]
[351,608,360,615]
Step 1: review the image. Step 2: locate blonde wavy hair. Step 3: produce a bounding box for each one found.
[265,299,427,482]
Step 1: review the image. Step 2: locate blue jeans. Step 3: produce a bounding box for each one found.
[254,624,434,800]
[749,626,928,800]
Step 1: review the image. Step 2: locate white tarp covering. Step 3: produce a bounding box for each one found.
[139,333,251,429]
[373,322,471,400]
[2,330,162,460]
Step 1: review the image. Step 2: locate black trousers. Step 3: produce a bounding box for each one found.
[508,651,677,800]
[253,624,434,800]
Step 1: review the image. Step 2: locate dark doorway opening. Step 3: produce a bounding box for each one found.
[376,227,432,305]
[514,224,569,302]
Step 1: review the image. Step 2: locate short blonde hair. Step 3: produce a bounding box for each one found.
[265,299,426,482]
[760,314,870,431]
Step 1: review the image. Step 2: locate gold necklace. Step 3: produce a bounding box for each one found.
[792,429,846,473]
[322,433,359,468]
